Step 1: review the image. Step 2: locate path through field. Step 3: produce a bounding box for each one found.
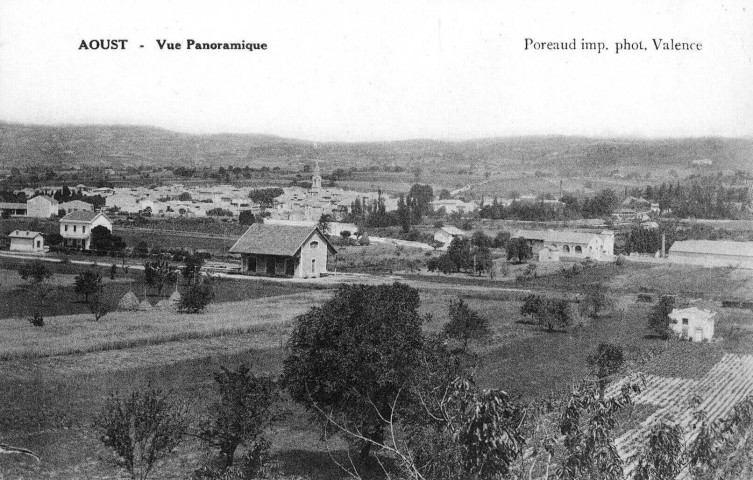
[610,354,753,478]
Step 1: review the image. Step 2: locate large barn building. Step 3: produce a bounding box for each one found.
[513,229,615,261]
[229,224,336,278]
[668,240,753,269]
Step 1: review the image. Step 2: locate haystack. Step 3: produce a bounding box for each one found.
[117,291,140,311]
[138,300,153,311]
[169,290,182,308]
[155,299,172,311]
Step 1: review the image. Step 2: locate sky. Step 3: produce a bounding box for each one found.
[0,0,751,141]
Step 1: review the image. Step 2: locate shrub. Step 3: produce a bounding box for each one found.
[444,298,490,350]
[202,365,276,469]
[94,388,190,480]
[28,312,44,327]
[178,283,215,313]
[18,260,53,285]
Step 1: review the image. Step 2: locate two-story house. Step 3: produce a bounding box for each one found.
[59,211,112,250]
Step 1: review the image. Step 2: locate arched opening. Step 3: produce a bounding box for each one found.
[575,245,582,254]
[563,245,570,253]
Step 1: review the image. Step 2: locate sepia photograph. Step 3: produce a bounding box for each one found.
[0,0,752,478]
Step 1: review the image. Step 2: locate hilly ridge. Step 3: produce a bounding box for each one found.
[1,122,751,171]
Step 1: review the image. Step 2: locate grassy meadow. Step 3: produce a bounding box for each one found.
[1,260,753,478]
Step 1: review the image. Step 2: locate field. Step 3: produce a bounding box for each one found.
[2,259,753,478]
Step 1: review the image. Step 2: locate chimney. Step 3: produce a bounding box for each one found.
[662,233,666,258]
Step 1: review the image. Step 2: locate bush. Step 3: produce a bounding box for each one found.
[18,260,53,285]
[444,298,490,350]
[28,312,44,327]
[94,388,190,480]
[202,365,276,469]
[179,282,215,313]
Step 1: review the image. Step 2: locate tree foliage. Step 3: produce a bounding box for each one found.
[74,269,102,302]
[90,225,126,253]
[443,298,490,350]
[283,283,424,459]
[143,259,178,297]
[178,282,215,313]
[648,295,675,339]
[203,365,276,469]
[18,260,52,285]
[506,238,533,263]
[94,388,190,480]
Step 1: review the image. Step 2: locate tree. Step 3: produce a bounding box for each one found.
[492,231,510,249]
[18,260,52,285]
[632,422,684,480]
[648,295,675,339]
[45,232,64,247]
[506,238,532,263]
[317,214,333,236]
[283,283,424,460]
[143,259,178,297]
[471,230,493,248]
[74,269,102,302]
[536,298,573,332]
[580,283,609,318]
[178,282,215,313]
[444,298,490,350]
[94,388,190,480]
[238,210,256,226]
[587,343,624,399]
[90,225,125,253]
[474,246,494,277]
[339,230,351,240]
[447,237,473,272]
[89,292,110,321]
[202,365,276,469]
[407,184,434,220]
[438,189,452,200]
[182,254,205,285]
[520,293,543,319]
[178,192,192,201]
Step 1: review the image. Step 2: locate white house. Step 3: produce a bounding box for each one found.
[26,195,59,218]
[434,226,467,247]
[668,307,716,342]
[229,224,336,278]
[59,200,94,215]
[513,229,615,261]
[9,230,45,252]
[60,211,113,250]
[537,245,560,262]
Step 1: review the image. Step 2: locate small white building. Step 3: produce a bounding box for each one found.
[434,226,467,247]
[60,211,113,250]
[9,230,45,252]
[26,195,59,218]
[668,307,716,342]
[537,245,560,262]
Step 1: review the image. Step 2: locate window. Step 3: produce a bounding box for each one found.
[64,225,68,232]
[73,225,77,233]
[682,318,689,325]
[82,226,86,234]
[312,259,316,273]
[310,241,319,249]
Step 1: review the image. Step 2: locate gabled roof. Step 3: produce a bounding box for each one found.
[514,229,601,245]
[669,240,753,258]
[229,224,336,256]
[60,211,110,223]
[668,307,716,321]
[0,202,27,209]
[29,195,58,204]
[60,200,93,208]
[9,230,43,239]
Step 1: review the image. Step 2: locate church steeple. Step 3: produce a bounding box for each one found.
[311,161,322,193]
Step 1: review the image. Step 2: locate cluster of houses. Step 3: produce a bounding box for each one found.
[0,195,95,219]
[9,211,113,253]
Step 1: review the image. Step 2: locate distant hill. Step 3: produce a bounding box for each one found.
[1,122,751,171]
